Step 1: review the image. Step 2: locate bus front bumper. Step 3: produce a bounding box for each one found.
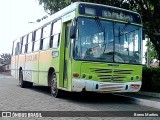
[72,78,141,93]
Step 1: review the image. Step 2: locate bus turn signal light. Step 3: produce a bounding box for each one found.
[131,84,140,89]
[73,73,79,78]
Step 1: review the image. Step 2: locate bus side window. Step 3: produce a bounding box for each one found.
[20,38,23,54]
[27,33,33,53]
[53,34,60,48]
[15,42,20,55]
[33,29,41,51]
[50,22,54,48]
[65,23,70,48]
[41,23,51,50]
[12,41,15,55]
[21,36,27,54]
[51,20,61,48]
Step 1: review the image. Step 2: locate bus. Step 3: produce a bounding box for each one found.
[11,2,143,98]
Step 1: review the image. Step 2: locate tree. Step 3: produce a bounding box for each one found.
[146,40,158,61]
[38,0,68,15]
[0,53,11,64]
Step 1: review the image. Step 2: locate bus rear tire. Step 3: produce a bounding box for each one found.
[19,71,33,88]
[26,82,33,88]
[19,71,27,88]
[50,72,63,98]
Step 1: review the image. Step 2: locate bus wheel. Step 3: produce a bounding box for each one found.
[19,71,27,88]
[27,82,33,88]
[51,72,63,98]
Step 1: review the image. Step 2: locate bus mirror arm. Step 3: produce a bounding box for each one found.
[142,29,145,40]
[70,26,76,39]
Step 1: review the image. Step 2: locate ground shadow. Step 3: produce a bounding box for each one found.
[24,85,133,104]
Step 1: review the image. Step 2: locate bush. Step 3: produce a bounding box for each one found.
[141,66,160,92]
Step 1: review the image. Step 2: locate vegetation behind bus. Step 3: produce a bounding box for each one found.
[142,66,160,92]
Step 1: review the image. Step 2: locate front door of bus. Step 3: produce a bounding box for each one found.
[63,22,72,88]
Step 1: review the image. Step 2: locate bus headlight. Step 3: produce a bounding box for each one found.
[89,75,92,79]
[82,74,86,78]
[136,76,139,80]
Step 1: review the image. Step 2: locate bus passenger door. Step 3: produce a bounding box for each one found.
[63,22,72,89]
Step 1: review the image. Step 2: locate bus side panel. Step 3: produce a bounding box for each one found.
[18,54,26,78]
[11,55,16,78]
[25,53,33,82]
[15,55,19,79]
[32,52,39,84]
[38,50,52,86]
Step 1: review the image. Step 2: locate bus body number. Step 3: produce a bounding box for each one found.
[26,55,37,61]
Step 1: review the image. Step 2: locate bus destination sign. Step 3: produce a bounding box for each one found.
[102,10,133,22]
[79,3,141,24]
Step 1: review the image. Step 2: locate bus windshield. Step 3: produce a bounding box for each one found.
[74,17,142,64]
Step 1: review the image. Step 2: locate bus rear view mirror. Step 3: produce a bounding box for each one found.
[70,26,76,39]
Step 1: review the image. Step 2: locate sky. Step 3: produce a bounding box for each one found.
[0,0,47,54]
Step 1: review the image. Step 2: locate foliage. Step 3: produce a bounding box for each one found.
[146,40,158,61]
[141,66,160,92]
[0,53,11,64]
[38,0,68,14]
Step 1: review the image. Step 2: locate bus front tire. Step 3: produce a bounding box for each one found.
[50,72,63,98]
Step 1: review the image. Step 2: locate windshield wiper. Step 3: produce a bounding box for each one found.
[119,21,131,36]
[125,34,130,56]
[94,17,106,53]
[95,16,105,34]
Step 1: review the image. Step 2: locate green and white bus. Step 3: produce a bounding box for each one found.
[11,2,143,97]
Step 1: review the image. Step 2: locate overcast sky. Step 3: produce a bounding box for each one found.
[0,0,47,54]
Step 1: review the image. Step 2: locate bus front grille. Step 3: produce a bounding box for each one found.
[90,68,112,73]
[90,68,133,82]
[113,70,133,74]
[98,75,126,82]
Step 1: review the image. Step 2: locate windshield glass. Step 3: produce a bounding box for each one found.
[73,17,142,64]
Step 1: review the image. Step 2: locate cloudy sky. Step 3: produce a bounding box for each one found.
[0,0,47,54]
